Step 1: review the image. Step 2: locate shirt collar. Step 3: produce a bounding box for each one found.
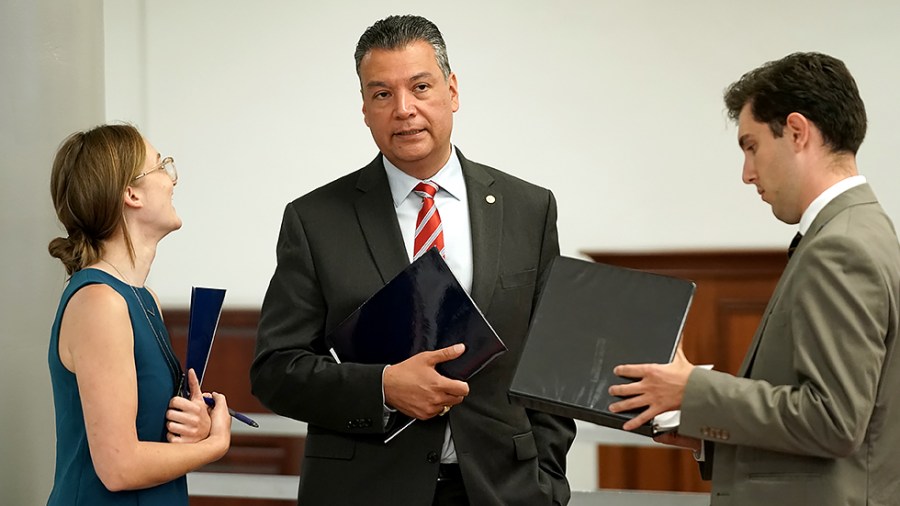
[798,175,866,235]
[383,147,465,207]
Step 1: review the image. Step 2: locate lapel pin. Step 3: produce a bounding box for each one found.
[485,195,496,204]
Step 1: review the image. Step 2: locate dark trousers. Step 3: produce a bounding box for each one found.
[432,464,469,506]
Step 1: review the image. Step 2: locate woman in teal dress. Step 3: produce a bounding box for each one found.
[46,124,232,504]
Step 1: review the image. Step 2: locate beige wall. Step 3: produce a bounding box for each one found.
[0,0,104,502]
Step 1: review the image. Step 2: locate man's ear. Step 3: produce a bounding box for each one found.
[123,185,143,210]
[448,72,459,113]
[785,112,810,152]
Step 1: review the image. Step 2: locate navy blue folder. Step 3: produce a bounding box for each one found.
[182,287,226,396]
[325,248,506,381]
[508,256,695,436]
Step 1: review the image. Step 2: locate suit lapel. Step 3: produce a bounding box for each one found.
[738,183,877,376]
[354,155,410,284]
[459,150,502,309]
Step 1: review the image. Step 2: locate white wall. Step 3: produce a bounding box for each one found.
[104,0,900,308]
[0,0,105,502]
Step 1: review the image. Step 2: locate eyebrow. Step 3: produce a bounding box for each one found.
[364,72,437,89]
[409,72,434,82]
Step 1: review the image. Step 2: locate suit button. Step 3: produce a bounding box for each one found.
[426,451,439,464]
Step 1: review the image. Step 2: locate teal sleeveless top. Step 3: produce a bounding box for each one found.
[47,268,187,505]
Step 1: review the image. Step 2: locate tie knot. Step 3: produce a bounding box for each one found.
[414,181,439,199]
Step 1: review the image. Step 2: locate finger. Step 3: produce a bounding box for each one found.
[166,408,191,424]
[167,420,190,435]
[608,394,648,414]
[209,392,232,430]
[608,381,642,398]
[426,343,466,365]
[168,396,200,413]
[613,364,647,379]
[675,345,687,362]
[187,368,202,401]
[653,432,680,446]
[440,379,469,398]
[653,433,672,445]
[622,408,658,431]
[439,395,465,409]
[209,392,228,414]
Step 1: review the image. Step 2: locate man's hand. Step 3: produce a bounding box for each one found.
[653,431,702,452]
[383,343,470,420]
[608,345,694,431]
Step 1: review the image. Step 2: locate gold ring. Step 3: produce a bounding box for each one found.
[439,405,451,416]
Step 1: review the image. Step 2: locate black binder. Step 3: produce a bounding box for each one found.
[509,256,695,436]
[325,247,507,381]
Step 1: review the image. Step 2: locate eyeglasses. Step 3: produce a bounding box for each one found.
[133,156,178,184]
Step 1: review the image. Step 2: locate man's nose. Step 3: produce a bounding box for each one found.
[394,90,416,118]
[741,159,755,185]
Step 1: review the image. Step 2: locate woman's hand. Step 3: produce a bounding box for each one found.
[165,368,211,443]
[206,392,232,459]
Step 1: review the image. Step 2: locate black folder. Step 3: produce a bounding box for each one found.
[508,256,695,436]
[326,248,507,442]
[325,247,507,381]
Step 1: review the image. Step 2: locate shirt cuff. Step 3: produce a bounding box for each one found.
[381,365,396,428]
[692,443,706,462]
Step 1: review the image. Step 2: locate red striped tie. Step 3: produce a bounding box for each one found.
[413,181,444,259]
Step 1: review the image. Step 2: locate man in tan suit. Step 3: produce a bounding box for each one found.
[608,52,900,505]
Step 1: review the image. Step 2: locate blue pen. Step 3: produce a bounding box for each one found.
[203,396,259,428]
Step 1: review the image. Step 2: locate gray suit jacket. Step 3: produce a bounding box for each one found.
[679,184,900,505]
[250,150,576,506]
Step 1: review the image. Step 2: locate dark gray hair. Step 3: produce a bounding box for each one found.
[354,15,451,80]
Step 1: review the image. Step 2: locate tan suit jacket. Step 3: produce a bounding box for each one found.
[680,184,900,505]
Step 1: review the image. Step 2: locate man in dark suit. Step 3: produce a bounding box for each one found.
[250,15,575,506]
[607,52,900,505]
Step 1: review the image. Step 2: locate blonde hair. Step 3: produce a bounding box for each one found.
[48,124,145,275]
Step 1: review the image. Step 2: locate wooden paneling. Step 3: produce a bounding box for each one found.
[161,250,787,499]
[164,310,302,506]
[585,250,787,492]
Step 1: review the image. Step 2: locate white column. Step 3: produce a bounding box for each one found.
[0,0,105,502]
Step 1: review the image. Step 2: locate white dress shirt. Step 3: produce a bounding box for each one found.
[383,147,473,463]
[798,175,866,235]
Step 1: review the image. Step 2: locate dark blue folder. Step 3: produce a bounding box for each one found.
[182,286,226,396]
[326,248,506,442]
[325,248,506,381]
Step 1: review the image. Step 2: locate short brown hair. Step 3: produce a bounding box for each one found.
[724,52,867,154]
